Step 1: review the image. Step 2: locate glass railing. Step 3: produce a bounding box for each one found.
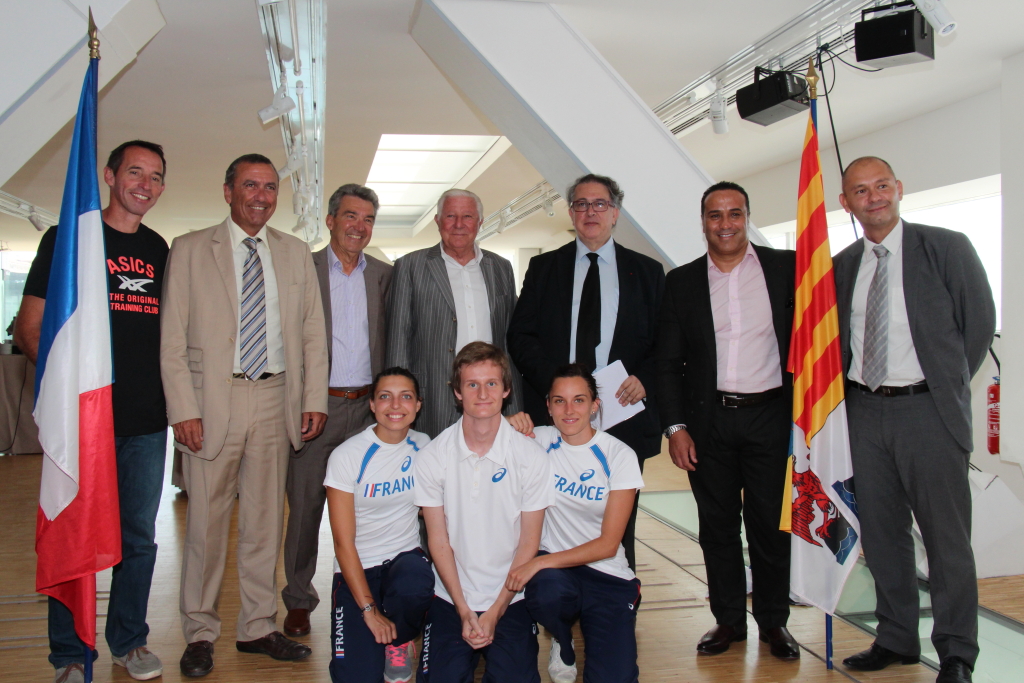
[639,489,1024,682]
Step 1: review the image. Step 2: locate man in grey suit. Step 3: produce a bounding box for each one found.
[281,184,393,638]
[834,157,995,683]
[386,189,522,437]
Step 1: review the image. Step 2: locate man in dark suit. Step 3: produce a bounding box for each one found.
[507,173,664,571]
[386,189,522,437]
[834,158,995,683]
[281,184,393,638]
[656,181,799,660]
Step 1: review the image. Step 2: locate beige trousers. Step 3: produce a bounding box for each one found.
[180,373,290,643]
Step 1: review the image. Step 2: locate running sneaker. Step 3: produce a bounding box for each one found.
[112,646,163,680]
[384,640,416,683]
[548,639,578,683]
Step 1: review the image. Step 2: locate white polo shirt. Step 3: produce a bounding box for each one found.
[415,416,552,610]
[324,425,431,570]
[534,426,645,582]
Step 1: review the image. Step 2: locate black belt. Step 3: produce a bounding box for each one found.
[716,386,784,408]
[232,372,280,381]
[847,380,929,397]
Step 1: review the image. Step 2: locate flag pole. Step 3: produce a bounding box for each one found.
[83,10,100,683]
[803,53,835,672]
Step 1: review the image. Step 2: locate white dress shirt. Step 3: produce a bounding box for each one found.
[441,244,492,354]
[707,243,782,393]
[228,218,285,374]
[569,237,619,371]
[414,417,551,611]
[848,220,925,386]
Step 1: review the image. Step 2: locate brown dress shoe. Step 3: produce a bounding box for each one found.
[283,608,311,637]
[236,631,312,661]
[759,627,800,660]
[180,640,214,677]
[697,624,747,655]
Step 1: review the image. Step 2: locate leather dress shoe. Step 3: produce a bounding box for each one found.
[842,642,919,671]
[696,624,747,655]
[236,631,312,661]
[759,627,800,660]
[283,608,311,637]
[936,656,973,683]
[179,640,214,678]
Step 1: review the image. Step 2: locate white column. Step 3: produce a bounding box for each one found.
[411,0,720,268]
[1000,52,1024,465]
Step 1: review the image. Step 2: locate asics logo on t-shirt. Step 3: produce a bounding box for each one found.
[580,469,595,481]
[362,475,414,498]
[492,468,507,482]
[117,275,153,292]
[401,455,412,472]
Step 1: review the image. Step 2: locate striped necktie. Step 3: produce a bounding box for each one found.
[861,244,890,391]
[240,237,268,380]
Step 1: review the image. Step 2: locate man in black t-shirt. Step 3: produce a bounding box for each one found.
[15,140,170,683]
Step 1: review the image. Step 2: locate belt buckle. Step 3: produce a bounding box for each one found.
[721,394,738,408]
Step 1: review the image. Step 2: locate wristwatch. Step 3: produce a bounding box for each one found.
[664,424,687,439]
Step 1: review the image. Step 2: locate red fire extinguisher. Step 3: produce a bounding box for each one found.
[988,376,1000,455]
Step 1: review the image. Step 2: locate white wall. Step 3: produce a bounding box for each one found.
[736,89,1001,228]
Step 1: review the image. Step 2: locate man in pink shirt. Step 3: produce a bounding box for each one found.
[656,182,798,660]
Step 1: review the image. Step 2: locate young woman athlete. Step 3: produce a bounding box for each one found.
[506,363,645,683]
[324,367,435,683]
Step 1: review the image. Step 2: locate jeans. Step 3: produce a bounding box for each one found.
[48,430,167,668]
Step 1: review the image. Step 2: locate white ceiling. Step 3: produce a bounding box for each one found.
[2,0,1022,254]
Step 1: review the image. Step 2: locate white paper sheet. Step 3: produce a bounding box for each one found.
[592,360,645,431]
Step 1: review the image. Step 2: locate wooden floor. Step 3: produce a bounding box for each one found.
[1,450,1021,682]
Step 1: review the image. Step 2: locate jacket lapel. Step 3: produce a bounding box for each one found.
[901,222,922,341]
[211,220,238,315]
[364,257,382,361]
[313,247,332,366]
[425,244,456,314]
[694,256,717,366]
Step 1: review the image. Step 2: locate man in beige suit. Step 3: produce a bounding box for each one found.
[160,153,329,677]
[281,183,393,638]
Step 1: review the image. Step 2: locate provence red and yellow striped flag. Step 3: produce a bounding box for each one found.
[781,95,861,615]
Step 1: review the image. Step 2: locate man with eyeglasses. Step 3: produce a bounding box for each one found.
[508,173,665,571]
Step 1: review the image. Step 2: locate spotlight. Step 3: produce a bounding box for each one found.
[912,0,956,36]
[28,210,49,232]
[278,146,307,180]
[543,198,555,217]
[708,80,728,135]
[258,84,296,125]
[292,182,312,215]
[292,213,315,236]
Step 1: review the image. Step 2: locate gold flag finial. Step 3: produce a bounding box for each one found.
[88,8,100,60]
[806,56,818,100]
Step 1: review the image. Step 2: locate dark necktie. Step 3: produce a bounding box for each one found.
[576,252,601,372]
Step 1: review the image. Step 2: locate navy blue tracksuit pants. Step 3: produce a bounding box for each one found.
[526,564,642,683]
[330,548,434,683]
[417,597,540,683]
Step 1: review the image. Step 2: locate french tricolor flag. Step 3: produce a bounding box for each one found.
[33,54,121,653]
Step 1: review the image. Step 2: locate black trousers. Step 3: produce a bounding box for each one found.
[688,394,791,630]
[622,456,645,572]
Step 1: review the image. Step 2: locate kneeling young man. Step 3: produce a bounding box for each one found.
[415,342,551,682]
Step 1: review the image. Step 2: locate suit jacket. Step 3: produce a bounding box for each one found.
[385,243,523,437]
[312,247,392,382]
[656,245,795,451]
[834,221,995,452]
[160,219,329,459]
[507,240,666,459]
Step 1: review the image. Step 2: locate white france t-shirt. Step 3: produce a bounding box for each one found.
[534,426,645,581]
[324,425,430,571]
